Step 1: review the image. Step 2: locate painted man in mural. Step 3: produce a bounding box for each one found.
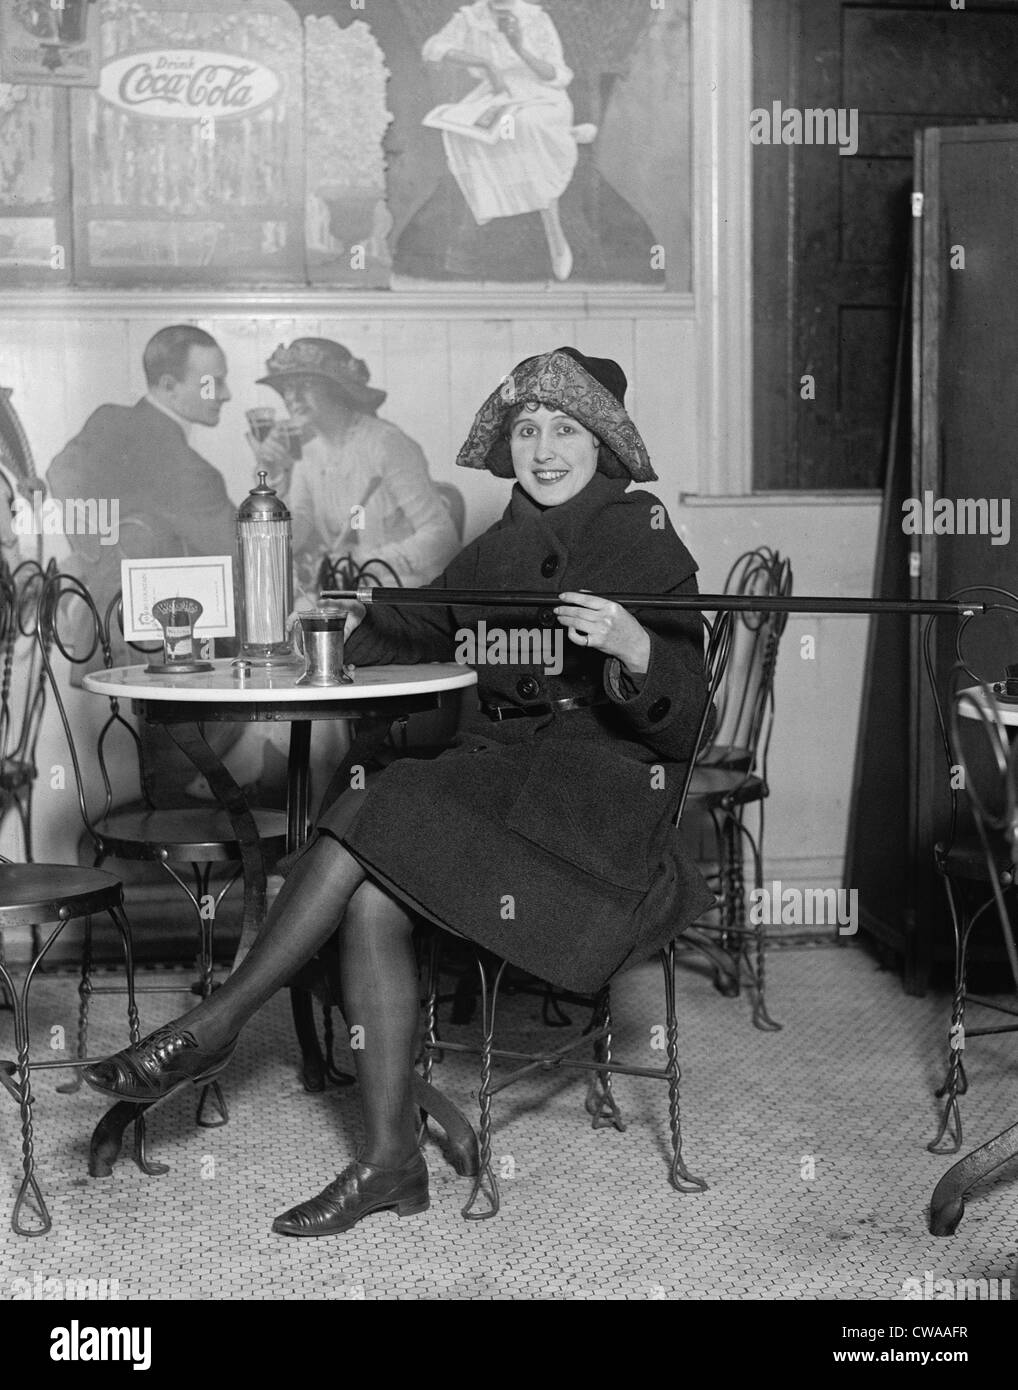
[47,323,236,655]
[421,0,595,281]
[249,338,459,591]
[47,325,239,801]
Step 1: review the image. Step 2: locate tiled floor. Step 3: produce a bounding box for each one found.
[2,942,1016,1301]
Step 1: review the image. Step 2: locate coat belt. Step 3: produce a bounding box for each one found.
[481,695,607,721]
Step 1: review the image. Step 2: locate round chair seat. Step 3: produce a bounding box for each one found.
[0,863,123,927]
[939,835,1015,886]
[96,805,289,863]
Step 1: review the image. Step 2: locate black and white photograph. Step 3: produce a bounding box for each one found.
[0,0,1017,1342]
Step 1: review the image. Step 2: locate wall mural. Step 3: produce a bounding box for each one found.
[0,0,691,289]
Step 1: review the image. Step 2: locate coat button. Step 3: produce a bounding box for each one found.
[647,697,671,722]
[517,675,541,700]
[540,554,559,578]
[538,608,556,626]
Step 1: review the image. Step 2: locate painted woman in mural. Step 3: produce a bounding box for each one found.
[421,0,595,281]
[249,338,460,591]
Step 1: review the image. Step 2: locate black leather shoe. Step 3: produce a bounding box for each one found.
[272,1152,429,1237]
[411,1075,479,1177]
[82,1024,237,1103]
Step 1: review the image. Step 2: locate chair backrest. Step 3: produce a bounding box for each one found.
[0,558,54,782]
[672,607,735,829]
[947,671,1018,990]
[436,482,466,543]
[36,569,161,844]
[317,552,404,593]
[700,547,793,782]
[921,584,1018,857]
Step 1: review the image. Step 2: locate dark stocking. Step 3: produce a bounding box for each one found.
[175,835,367,1051]
[338,881,420,1168]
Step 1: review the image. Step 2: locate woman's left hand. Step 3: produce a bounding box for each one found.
[555,592,651,674]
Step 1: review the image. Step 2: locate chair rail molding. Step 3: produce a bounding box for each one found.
[692,0,753,497]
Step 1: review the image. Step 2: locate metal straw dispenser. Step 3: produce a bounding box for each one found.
[236,471,296,666]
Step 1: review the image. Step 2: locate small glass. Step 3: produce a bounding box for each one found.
[146,597,213,675]
[246,407,277,442]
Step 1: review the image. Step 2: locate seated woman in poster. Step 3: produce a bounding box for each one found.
[422,0,594,281]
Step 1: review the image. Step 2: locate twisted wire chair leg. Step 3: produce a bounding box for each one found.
[929,979,965,1155]
[14,796,43,961]
[929,879,975,1155]
[584,987,626,1132]
[717,813,739,963]
[57,914,94,1095]
[97,902,170,1179]
[737,811,781,1032]
[194,863,216,1002]
[661,944,708,1193]
[417,933,442,1150]
[422,931,442,1083]
[0,954,51,1235]
[461,956,506,1220]
[162,861,232,1129]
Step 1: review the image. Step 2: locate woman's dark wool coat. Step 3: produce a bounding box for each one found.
[325,471,716,993]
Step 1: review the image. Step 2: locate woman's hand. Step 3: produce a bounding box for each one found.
[286,597,365,649]
[496,13,524,50]
[554,592,652,674]
[246,429,293,494]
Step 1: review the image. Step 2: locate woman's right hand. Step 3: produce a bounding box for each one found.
[338,599,366,642]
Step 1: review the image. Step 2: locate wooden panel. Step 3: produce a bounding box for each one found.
[843,8,1018,114]
[913,124,1018,986]
[754,0,1018,490]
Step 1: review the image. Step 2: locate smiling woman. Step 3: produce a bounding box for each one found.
[84,344,714,1240]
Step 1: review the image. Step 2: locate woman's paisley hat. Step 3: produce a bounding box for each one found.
[456,347,656,482]
[258,338,387,414]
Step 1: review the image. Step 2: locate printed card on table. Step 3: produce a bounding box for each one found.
[121,557,235,642]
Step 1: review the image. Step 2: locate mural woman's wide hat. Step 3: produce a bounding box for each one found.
[456,347,657,482]
[258,338,387,414]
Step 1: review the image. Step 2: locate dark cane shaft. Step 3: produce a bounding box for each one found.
[321,587,990,618]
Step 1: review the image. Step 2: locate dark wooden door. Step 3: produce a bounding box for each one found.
[754,0,1018,489]
[909,123,1018,987]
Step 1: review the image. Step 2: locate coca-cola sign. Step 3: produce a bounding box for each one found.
[99,49,280,120]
